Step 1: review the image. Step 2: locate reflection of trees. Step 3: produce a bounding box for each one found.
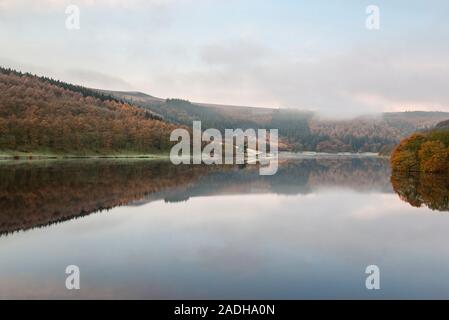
[0,157,392,235]
[391,172,449,211]
[0,161,212,235]
[161,158,392,198]
[306,158,391,192]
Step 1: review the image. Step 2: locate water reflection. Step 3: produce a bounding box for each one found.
[0,158,391,235]
[2,157,449,299]
[391,172,449,212]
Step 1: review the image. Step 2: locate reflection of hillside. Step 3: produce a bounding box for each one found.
[391,173,449,211]
[0,161,213,235]
[307,158,392,192]
[159,158,392,199]
[0,157,391,235]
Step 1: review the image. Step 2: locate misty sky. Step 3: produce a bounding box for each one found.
[0,0,448,116]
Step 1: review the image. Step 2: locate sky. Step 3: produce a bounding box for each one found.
[0,0,448,116]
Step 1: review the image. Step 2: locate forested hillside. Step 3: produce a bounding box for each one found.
[0,67,176,156]
[108,90,449,153]
[2,66,448,156]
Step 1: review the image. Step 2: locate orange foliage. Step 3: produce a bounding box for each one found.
[418,141,448,173]
[391,131,449,173]
[0,71,177,154]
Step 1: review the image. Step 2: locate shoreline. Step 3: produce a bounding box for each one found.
[0,153,170,161]
[279,151,385,159]
[0,151,386,161]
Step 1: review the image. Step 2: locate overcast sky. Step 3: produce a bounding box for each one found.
[1,0,448,116]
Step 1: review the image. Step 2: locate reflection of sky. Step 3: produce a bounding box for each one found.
[1,189,449,299]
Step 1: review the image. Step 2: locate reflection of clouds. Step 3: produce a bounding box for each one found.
[351,194,417,220]
[2,190,449,298]
[129,192,442,266]
[197,246,264,275]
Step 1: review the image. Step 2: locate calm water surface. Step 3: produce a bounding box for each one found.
[0,157,448,299]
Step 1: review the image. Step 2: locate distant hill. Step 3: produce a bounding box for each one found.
[106,90,449,153]
[0,67,176,156]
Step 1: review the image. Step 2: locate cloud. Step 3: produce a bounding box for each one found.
[1,0,448,116]
[146,35,449,116]
[63,69,133,90]
[0,0,172,11]
[200,39,273,67]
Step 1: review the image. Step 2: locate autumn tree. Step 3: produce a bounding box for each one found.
[391,130,449,173]
[418,141,448,173]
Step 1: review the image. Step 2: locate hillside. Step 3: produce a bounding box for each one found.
[106,90,449,153]
[1,66,448,156]
[0,67,177,156]
[391,120,449,173]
